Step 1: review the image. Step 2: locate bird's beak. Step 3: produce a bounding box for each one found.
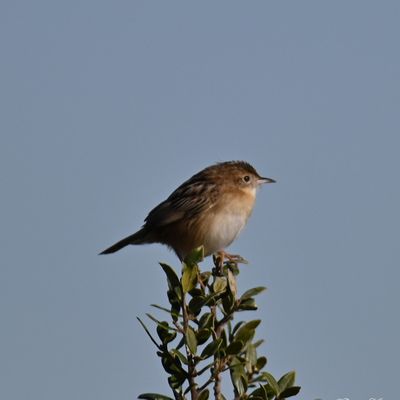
[258,176,276,184]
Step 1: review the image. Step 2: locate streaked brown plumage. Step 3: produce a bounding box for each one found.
[100,161,275,260]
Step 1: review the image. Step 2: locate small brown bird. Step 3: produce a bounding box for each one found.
[100,161,275,260]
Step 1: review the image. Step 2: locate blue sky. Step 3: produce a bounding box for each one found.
[1,1,399,399]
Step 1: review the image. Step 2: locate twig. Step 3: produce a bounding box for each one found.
[182,294,198,400]
[197,376,215,393]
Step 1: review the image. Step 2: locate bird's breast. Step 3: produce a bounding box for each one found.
[202,192,256,255]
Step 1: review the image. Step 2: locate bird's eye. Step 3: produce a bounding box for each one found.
[243,175,251,183]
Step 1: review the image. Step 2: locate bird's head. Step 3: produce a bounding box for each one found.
[212,161,275,196]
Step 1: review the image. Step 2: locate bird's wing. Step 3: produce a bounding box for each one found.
[144,180,219,228]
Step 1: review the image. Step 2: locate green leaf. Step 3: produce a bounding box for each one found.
[160,263,180,290]
[250,374,269,384]
[259,383,270,400]
[238,319,260,330]
[238,298,258,311]
[181,262,199,294]
[146,313,166,327]
[160,263,182,302]
[200,271,211,286]
[228,262,241,276]
[171,305,180,322]
[168,373,186,389]
[226,340,244,355]
[137,317,160,349]
[196,328,211,345]
[220,328,228,350]
[231,373,247,396]
[253,339,265,348]
[230,356,247,396]
[222,292,235,314]
[241,286,267,300]
[231,321,244,337]
[262,371,280,397]
[213,276,227,293]
[188,295,205,316]
[262,384,276,399]
[138,393,174,400]
[146,314,177,333]
[170,349,188,365]
[198,312,213,329]
[246,343,257,369]
[200,338,222,359]
[256,356,267,371]
[166,290,179,306]
[248,385,269,400]
[260,384,269,400]
[173,285,182,300]
[203,291,221,307]
[278,386,301,399]
[234,320,261,345]
[189,288,203,297]
[184,246,204,265]
[166,291,181,322]
[161,352,185,376]
[257,372,274,382]
[156,321,177,344]
[227,268,237,297]
[278,371,296,392]
[185,326,197,354]
[150,304,181,317]
[197,389,209,400]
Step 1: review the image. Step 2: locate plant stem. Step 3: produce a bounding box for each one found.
[213,317,226,400]
[182,294,198,400]
[213,364,222,400]
[211,260,235,399]
[172,388,182,400]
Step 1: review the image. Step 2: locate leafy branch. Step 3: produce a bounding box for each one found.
[138,247,301,400]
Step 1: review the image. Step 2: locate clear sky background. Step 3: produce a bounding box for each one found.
[1,1,399,399]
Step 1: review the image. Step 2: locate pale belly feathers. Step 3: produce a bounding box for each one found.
[203,189,256,255]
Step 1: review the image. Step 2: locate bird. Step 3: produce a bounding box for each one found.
[100,161,275,261]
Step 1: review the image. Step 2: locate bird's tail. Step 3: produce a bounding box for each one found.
[99,228,151,255]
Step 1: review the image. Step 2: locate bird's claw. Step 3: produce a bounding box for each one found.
[213,251,248,275]
[223,253,249,265]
